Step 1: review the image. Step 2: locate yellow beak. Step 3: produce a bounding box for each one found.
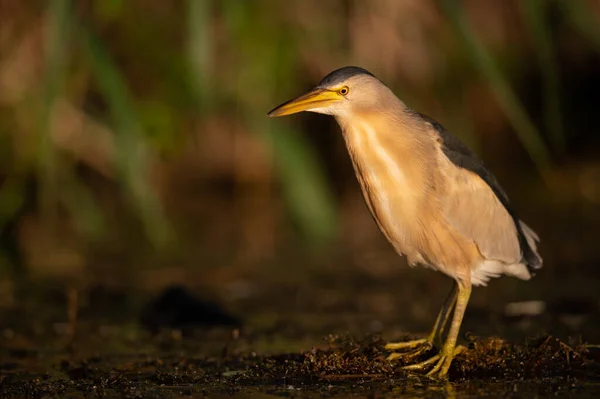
[267,88,340,117]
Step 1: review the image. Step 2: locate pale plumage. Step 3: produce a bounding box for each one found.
[337,98,541,287]
[268,66,542,378]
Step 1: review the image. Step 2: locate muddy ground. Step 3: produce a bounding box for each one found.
[2,333,600,398]
[1,258,600,398]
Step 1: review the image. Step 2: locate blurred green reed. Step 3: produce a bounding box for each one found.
[40,0,336,254]
[520,0,565,155]
[0,0,594,275]
[39,0,70,227]
[81,25,173,248]
[44,0,106,240]
[219,0,338,246]
[561,0,600,55]
[442,0,553,180]
[187,0,213,113]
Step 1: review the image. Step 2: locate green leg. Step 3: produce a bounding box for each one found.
[428,283,458,346]
[386,283,458,360]
[403,280,471,378]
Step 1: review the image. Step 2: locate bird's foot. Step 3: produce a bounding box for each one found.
[402,345,467,379]
[385,338,433,361]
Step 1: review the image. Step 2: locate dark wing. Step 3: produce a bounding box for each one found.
[415,112,542,272]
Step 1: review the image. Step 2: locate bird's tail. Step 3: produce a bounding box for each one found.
[519,221,543,270]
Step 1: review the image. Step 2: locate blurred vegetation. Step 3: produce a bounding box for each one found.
[0,0,599,294]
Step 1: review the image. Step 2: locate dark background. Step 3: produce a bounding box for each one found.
[0,0,599,352]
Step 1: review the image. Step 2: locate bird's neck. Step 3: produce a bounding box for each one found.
[335,110,440,264]
[336,110,431,168]
[336,109,436,201]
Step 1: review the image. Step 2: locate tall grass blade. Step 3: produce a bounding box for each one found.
[219,1,338,246]
[187,0,212,112]
[80,25,172,248]
[560,0,600,54]
[442,0,553,179]
[39,0,72,225]
[520,0,565,154]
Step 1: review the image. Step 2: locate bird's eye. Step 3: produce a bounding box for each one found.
[339,87,349,96]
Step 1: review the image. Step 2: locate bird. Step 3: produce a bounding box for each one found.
[267,66,542,378]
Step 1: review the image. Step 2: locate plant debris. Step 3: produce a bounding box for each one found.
[1,333,599,398]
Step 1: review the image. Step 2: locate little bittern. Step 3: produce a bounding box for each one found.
[267,66,542,378]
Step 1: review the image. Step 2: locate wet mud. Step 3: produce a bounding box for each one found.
[1,332,599,398]
[1,265,600,398]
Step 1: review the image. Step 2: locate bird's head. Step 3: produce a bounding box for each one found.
[268,66,392,119]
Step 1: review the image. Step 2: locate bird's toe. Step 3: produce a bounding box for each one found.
[402,354,441,371]
[386,338,433,362]
[402,345,466,379]
[385,338,430,351]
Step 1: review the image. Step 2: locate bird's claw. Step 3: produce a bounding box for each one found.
[402,345,467,379]
[385,338,433,362]
[385,338,430,351]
